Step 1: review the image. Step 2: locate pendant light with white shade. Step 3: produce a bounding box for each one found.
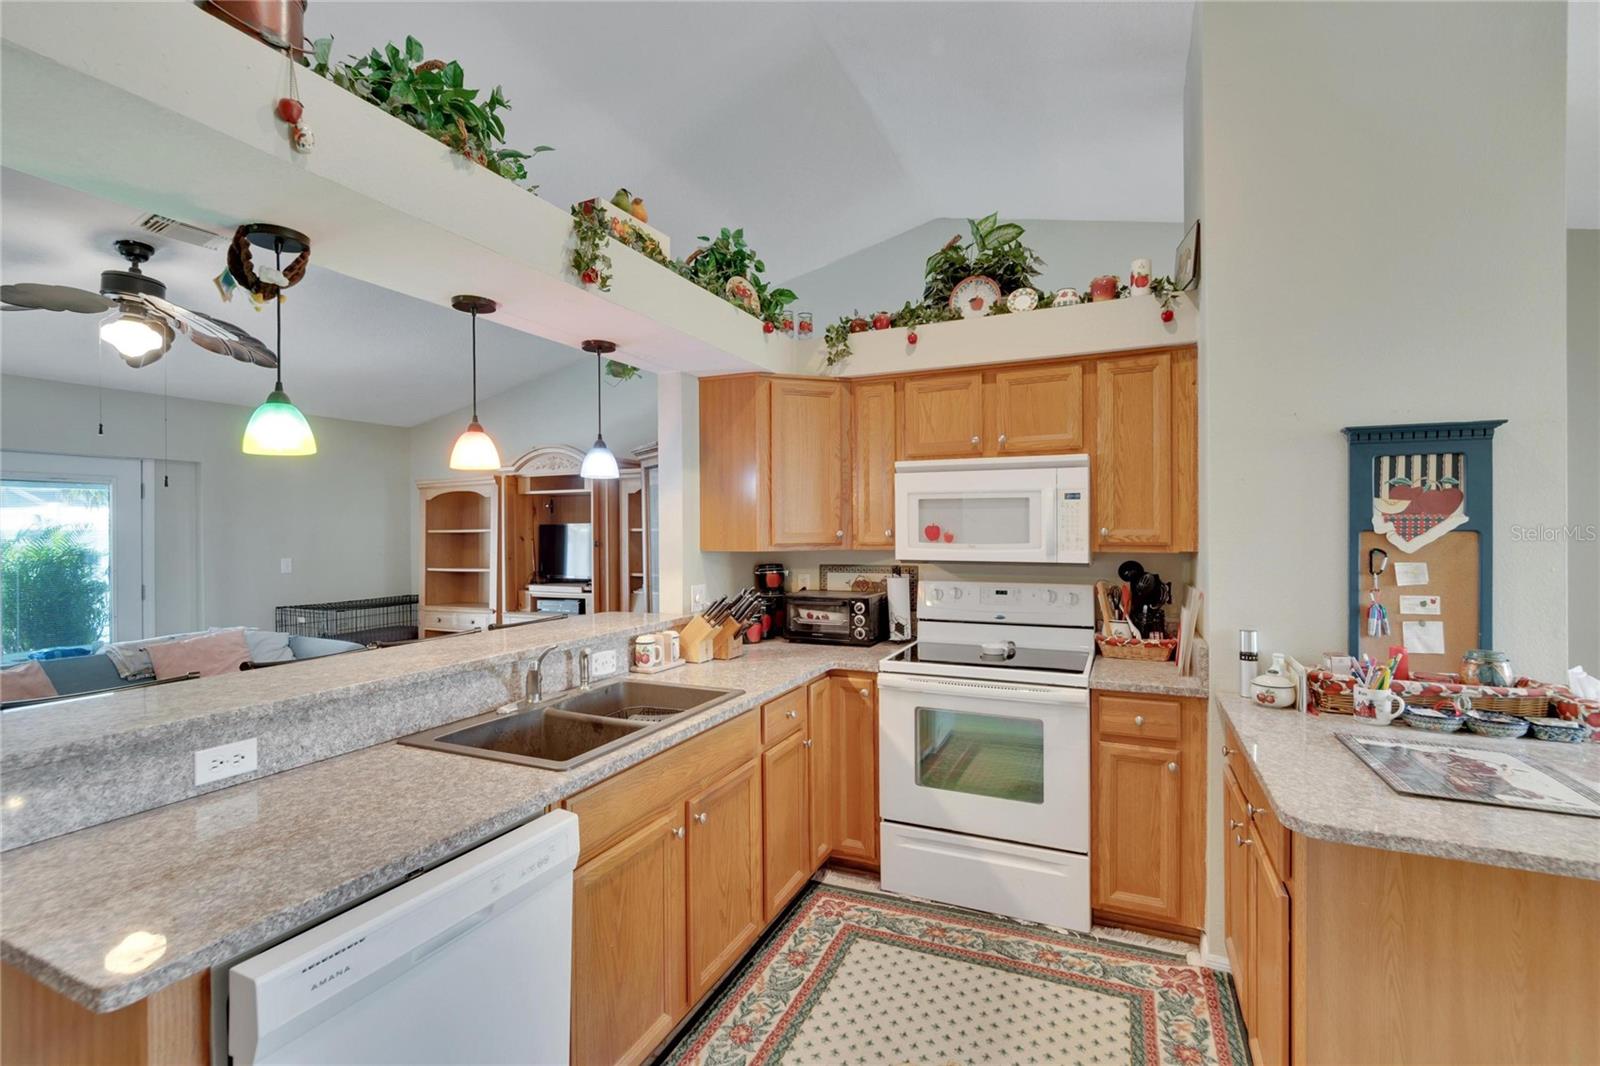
[240,225,316,456]
[579,339,620,480]
[447,295,503,471]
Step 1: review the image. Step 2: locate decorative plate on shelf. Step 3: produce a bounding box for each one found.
[949,275,1001,318]
[1005,287,1039,313]
[723,275,759,313]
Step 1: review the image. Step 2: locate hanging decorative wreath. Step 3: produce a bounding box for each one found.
[226,226,311,300]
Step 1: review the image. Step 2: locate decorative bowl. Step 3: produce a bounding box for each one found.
[1402,706,1466,733]
[1528,716,1594,743]
[1463,710,1530,739]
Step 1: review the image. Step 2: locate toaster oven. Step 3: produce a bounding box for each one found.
[784,591,886,646]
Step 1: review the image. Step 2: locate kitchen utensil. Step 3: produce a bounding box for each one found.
[1352,685,1405,724]
[1238,630,1260,695]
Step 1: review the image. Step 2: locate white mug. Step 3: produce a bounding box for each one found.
[1353,685,1405,724]
[632,635,664,670]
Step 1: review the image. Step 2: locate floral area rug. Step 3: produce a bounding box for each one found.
[658,884,1246,1066]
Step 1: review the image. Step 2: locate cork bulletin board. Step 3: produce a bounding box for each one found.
[1357,530,1480,673]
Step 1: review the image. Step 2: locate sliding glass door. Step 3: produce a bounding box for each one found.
[1,453,145,662]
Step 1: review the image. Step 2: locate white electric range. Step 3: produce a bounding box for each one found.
[878,580,1094,930]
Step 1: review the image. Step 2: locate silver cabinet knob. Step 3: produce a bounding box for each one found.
[885,529,893,537]
[672,826,685,839]
[1134,715,1145,726]
[803,738,814,748]
[1100,527,1109,536]
[1167,761,1178,772]
[859,688,869,698]
[1235,834,1254,848]
[1228,819,1243,830]
[1246,803,1259,817]
[835,529,844,539]
[1222,745,1234,756]
[970,435,980,446]
[694,812,709,825]
[785,709,798,719]
[998,433,1007,445]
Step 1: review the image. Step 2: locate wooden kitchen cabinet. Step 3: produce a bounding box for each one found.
[1092,351,1172,548]
[1248,835,1291,1066]
[685,757,765,1001]
[1090,691,1206,935]
[990,363,1084,455]
[900,371,985,459]
[807,676,835,866]
[762,730,811,920]
[571,808,686,1066]
[851,380,898,547]
[769,377,849,547]
[829,673,879,867]
[1222,771,1253,1022]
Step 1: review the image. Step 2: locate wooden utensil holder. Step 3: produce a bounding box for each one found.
[712,619,746,660]
[678,616,715,663]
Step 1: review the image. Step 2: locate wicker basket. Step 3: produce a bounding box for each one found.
[1096,637,1177,662]
[1309,670,1553,717]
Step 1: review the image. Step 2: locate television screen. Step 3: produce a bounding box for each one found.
[537,523,593,582]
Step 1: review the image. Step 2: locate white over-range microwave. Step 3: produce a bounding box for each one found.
[894,454,1090,564]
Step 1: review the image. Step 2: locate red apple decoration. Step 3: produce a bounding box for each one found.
[581,268,599,285]
[872,310,891,330]
[923,523,941,542]
[942,531,955,543]
[907,330,918,345]
[275,97,303,124]
[1161,308,1175,323]
[763,321,775,334]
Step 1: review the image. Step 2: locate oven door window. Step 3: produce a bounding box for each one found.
[915,705,1045,804]
[910,492,1040,550]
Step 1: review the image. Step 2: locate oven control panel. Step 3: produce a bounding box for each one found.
[920,581,1093,626]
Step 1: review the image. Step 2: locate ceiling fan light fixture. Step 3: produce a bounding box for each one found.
[242,387,317,456]
[449,420,503,471]
[99,303,173,365]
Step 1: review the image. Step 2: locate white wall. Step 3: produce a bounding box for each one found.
[782,218,1187,325]
[1570,229,1600,669]
[0,374,413,630]
[1188,0,1569,951]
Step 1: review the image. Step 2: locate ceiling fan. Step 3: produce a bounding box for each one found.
[1,239,277,369]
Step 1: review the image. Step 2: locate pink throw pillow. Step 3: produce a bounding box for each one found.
[146,629,251,680]
[1,660,59,701]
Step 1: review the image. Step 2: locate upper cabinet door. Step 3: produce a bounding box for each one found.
[992,364,1084,455]
[768,378,848,547]
[851,381,897,548]
[1093,351,1173,548]
[901,372,985,459]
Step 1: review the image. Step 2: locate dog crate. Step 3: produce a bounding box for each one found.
[275,594,419,646]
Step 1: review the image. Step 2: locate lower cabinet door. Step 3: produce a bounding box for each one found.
[807,677,834,867]
[1248,839,1291,1066]
[571,808,686,1066]
[830,675,879,865]
[763,731,811,920]
[686,758,765,1001]
[1093,739,1182,921]
[1223,771,1254,1029]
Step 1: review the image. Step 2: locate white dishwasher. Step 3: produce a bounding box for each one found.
[221,809,578,1066]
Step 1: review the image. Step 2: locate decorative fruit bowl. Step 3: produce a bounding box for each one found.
[1095,636,1177,662]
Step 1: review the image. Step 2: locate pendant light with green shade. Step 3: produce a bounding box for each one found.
[241,225,316,456]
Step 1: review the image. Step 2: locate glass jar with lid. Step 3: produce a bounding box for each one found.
[1459,649,1514,687]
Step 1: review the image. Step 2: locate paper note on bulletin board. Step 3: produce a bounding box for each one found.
[1358,530,1480,674]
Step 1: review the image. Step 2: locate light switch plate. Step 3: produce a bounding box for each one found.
[690,584,707,610]
[195,737,258,786]
[796,569,816,591]
[280,557,292,574]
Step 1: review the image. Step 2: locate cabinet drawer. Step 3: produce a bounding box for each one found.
[566,710,760,864]
[761,686,806,746]
[1098,693,1182,743]
[424,609,491,632]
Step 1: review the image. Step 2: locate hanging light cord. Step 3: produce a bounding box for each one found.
[595,352,603,434]
[273,239,285,392]
[471,310,480,420]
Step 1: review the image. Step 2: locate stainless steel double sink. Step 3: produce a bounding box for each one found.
[399,678,743,771]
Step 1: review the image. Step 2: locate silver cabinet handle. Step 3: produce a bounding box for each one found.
[1167,761,1178,772]
[1100,526,1109,536]
[694,812,709,825]
[672,826,685,839]
[1246,803,1259,817]
[1134,714,1145,726]
[1222,745,1234,756]
[970,435,980,445]
[859,688,869,698]
[1235,834,1254,848]
[998,433,1007,446]
[835,529,844,539]
[785,709,798,719]
[884,529,893,537]
[803,739,814,748]
[1228,819,1243,830]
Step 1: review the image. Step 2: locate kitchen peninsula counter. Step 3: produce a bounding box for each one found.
[1,640,889,1013]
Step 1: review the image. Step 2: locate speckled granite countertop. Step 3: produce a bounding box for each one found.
[1219,694,1600,880]
[1089,638,1208,697]
[0,642,888,1013]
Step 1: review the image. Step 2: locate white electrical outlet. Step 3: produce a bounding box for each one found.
[589,649,619,677]
[194,737,258,786]
[690,584,707,610]
[796,569,816,591]
[280,557,292,574]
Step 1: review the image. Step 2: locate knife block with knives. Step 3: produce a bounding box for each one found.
[683,586,764,662]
